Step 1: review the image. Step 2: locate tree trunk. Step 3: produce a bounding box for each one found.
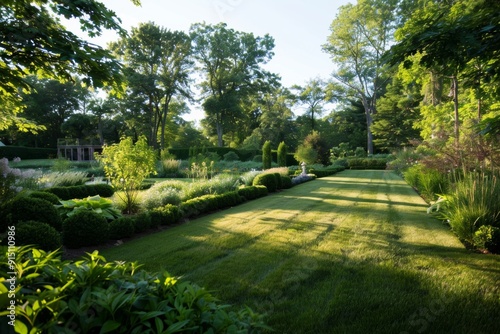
[216,111,223,147]
[451,75,459,146]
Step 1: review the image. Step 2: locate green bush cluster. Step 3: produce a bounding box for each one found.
[181,192,244,218]
[238,185,269,200]
[150,204,182,226]
[27,190,60,204]
[309,166,346,178]
[404,164,449,201]
[45,183,114,200]
[252,173,278,192]
[1,196,62,231]
[15,221,62,251]
[0,246,268,333]
[109,217,135,240]
[473,225,500,253]
[347,158,388,169]
[62,210,109,249]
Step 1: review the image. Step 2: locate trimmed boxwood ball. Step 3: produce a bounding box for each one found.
[63,210,109,249]
[133,211,152,233]
[16,221,62,251]
[109,217,135,240]
[4,196,62,231]
[252,173,277,192]
[28,191,60,204]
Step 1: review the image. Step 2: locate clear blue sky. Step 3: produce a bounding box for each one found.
[76,0,352,121]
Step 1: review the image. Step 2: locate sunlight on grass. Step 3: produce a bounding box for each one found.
[102,170,500,333]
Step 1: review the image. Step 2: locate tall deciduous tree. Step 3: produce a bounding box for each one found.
[110,22,192,149]
[17,77,84,147]
[292,78,331,131]
[190,22,278,147]
[0,0,139,131]
[386,0,500,145]
[323,0,398,154]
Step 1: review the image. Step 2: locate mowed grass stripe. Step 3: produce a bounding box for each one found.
[102,170,500,333]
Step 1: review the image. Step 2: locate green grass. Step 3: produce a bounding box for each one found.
[101,170,500,333]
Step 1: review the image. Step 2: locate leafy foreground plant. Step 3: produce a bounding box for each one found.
[0,246,269,333]
[57,195,122,220]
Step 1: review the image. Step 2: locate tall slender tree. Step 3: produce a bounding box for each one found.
[323,0,399,154]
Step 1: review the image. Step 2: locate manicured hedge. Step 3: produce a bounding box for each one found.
[238,185,269,200]
[309,166,346,177]
[45,183,114,199]
[347,158,388,170]
[0,146,57,159]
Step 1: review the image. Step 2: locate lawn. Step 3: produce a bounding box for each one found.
[101,170,500,333]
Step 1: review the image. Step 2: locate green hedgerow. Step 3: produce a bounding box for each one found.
[62,210,109,249]
[133,211,152,233]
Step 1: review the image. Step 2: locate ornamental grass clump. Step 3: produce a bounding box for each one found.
[436,173,500,246]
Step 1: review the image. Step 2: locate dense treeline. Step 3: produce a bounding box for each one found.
[1,0,499,165]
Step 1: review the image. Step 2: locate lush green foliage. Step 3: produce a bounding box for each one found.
[1,196,61,232]
[57,195,122,220]
[142,180,184,210]
[95,136,157,213]
[38,171,87,187]
[15,221,62,251]
[150,204,182,226]
[237,185,268,200]
[132,211,152,233]
[44,183,114,200]
[252,173,277,192]
[109,217,135,240]
[62,210,109,249]
[27,191,60,204]
[277,141,288,167]
[262,140,272,169]
[347,158,389,170]
[432,174,500,246]
[0,247,268,333]
[473,225,500,253]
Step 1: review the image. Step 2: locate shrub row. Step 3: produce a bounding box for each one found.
[309,166,346,178]
[44,183,114,199]
[347,158,388,170]
[0,246,268,333]
[0,146,57,159]
[180,191,244,218]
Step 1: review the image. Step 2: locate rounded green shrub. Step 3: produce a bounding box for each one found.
[4,196,62,231]
[151,204,182,226]
[16,221,62,251]
[473,225,500,253]
[28,191,60,204]
[281,175,292,189]
[223,151,240,161]
[109,217,135,240]
[133,211,152,233]
[273,173,283,190]
[62,210,109,249]
[252,173,277,192]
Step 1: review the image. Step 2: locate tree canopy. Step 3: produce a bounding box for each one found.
[0,0,139,131]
